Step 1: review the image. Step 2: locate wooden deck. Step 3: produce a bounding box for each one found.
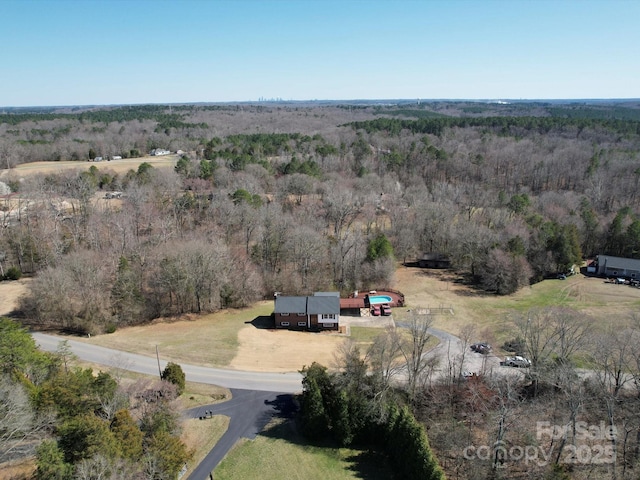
[340,289,405,311]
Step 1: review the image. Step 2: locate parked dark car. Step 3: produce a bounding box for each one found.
[371,304,381,316]
[470,342,492,354]
[381,304,392,316]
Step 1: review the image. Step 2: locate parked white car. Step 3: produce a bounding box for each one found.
[504,356,531,368]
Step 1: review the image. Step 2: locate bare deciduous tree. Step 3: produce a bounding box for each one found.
[366,326,404,399]
[513,307,590,397]
[400,309,435,401]
[0,375,53,462]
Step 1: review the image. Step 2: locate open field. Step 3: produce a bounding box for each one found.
[0,155,177,180]
[393,266,640,346]
[71,301,351,373]
[0,278,29,316]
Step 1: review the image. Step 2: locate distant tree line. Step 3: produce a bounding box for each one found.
[348,114,640,137]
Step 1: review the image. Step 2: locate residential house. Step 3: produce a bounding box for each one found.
[274,292,340,331]
[150,148,171,156]
[594,255,640,279]
[418,252,451,269]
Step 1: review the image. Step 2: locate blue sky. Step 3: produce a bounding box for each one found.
[1,0,639,106]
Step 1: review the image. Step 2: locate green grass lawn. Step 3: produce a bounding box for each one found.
[349,326,385,345]
[214,420,395,480]
[423,275,640,350]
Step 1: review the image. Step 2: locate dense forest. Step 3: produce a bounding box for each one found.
[2,101,640,332]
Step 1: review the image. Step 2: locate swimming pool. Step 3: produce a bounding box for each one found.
[369,295,392,305]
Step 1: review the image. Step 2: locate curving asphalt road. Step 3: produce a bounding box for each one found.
[31,332,303,393]
[31,327,500,479]
[32,327,500,392]
[395,325,501,376]
[184,389,296,480]
[31,332,302,480]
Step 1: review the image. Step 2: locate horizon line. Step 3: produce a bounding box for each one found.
[2,98,640,110]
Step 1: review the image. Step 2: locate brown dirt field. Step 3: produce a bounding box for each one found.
[394,267,482,332]
[0,459,35,480]
[0,278,30,316]
[229,327,344,372]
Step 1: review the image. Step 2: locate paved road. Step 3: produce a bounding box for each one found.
[32,326,502,392]
[31,332,303,393]
[31,333,300,480]
[388,325,501,378]
[426,327,501,375]
[184,389,296,480]
[31,328,503,479]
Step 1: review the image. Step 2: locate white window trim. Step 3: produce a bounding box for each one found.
[297,321,307,327]
[280,321,290,326]
[280,313,289,316]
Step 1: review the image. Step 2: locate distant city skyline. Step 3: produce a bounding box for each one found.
[1,0,639,107]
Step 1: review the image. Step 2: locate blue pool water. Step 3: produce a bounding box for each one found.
[369,295,392,305]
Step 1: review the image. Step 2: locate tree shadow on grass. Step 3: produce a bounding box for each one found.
[250,394,297,438]
[259,418,396,480]
[343,449,397,480]
[245,315,274,329]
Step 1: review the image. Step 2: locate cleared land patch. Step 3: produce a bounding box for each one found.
[0,278,29,316]
[0,156,177,180]
[229,324,347,372]
[394,266,640,345]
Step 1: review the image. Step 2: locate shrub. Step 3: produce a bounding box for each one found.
[161,362,186,396]
[3,266,22,281]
